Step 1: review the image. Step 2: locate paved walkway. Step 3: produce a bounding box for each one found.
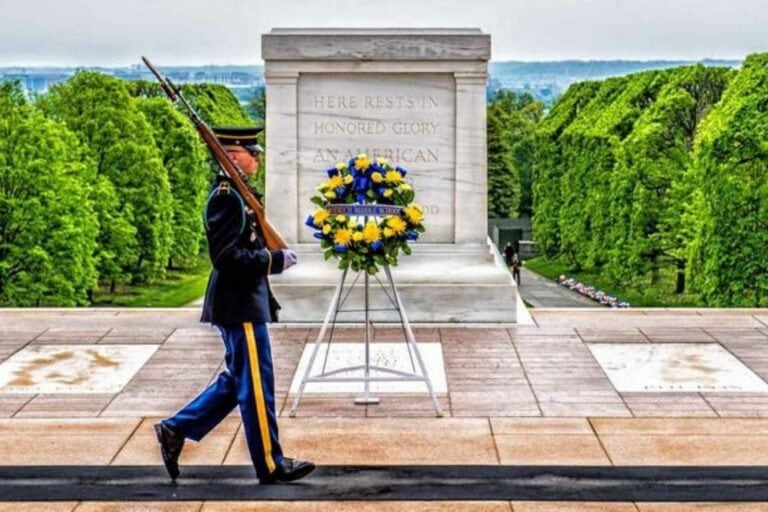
[1,308,768,510]
[517,267,601,308]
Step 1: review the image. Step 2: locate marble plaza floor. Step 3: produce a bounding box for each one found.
[1,308,768,510]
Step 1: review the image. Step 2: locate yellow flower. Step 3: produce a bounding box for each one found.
[383,189,393,198]
[322,224,332,235]
[347,220,357,229]
[352,232,363,242]
[385,170,403,184]
[386,216,407,235]
[327,175,344,190]
[398,183,412,192]
[355,154,371,170]
[335,215,347,223]
[362,221,381,244]
[333,228,353,246]
[383,227,395,238]
[324,190,336,199]
[312,208,330,226]
[376,157,389,166]
[371,172,383,183]
[404,203,424,225]
[343,174,353,184]
[335,162,347,171]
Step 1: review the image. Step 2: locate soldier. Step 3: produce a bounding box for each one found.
[154,126,315,484]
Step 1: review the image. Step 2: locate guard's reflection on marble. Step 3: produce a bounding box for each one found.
[0,344,158,393]
[588,342,768,393]
[289,342,447,394]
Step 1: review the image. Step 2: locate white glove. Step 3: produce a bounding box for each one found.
[282,249,298,271]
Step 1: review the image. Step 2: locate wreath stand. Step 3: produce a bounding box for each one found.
[288,262,443,417]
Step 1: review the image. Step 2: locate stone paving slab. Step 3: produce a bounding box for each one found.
[1,416,768,468]
[0,418,140,465]
[14,393,115,418]
[1,309,768,419]
[224,417,499,466]
[0,309,768,508]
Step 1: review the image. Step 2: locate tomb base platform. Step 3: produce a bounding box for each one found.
[270,240,519,323]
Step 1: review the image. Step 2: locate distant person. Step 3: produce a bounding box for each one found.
[511,253,521,285]
[503,241,515,266]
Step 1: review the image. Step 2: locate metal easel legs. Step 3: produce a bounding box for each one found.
[288,264,443,417]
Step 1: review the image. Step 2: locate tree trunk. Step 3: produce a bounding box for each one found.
[675,259,686,294]
[110,280,116,294]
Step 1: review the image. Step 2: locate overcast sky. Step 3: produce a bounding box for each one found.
[0,0,766,66]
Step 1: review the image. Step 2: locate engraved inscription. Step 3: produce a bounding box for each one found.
[298,74,456,243]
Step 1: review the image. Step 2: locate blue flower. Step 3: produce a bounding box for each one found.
[313,232,325,240]
[396,166,408,177]
[326,167,339,177]
[335,187,346,196]
[371,240,383,251]
[333,244,347,253]
[354,176,370,191]
[305,214,317,228]
[406,230,419,240]
[356,193,367,203]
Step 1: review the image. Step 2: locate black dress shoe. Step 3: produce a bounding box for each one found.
[154,422,185,481]
[260,457,316,484]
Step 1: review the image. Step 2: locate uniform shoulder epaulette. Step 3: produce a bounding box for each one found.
[215,181,232,195]
[204,182,246,233]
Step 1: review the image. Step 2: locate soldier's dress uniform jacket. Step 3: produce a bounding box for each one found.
[163,174,286,481]
[201,174,284,325]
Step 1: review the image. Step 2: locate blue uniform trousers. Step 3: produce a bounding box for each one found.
[163,322,283,479]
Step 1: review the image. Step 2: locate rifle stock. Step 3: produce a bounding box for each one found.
[142,56,288,251]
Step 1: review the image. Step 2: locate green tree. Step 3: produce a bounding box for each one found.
[556,70,669,270]
[606,65,733,290]
[137,97,209,269]
[686,53,768,306]
[40,71,174,283]
[0,81,99,305]
[487,101,520,218]
[180,83,253,126]
[130,80,265,194]
[532,80,601,257]
[247,86,266,122]
[90,176,138,293]
[488,90,543,218]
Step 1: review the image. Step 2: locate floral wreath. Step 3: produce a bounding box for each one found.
[305,153,426,274]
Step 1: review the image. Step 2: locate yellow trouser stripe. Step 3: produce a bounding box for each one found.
[243,322,276,473]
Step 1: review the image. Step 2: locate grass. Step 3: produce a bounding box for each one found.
[92,255,211,308]
[524,255,703,307]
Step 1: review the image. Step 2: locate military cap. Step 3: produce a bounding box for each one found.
[213,126,264,154]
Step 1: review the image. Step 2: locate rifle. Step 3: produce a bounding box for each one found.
[142,56,288,251]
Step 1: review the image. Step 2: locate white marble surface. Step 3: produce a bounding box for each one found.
[588,343,768,393]
[262,28,490,61]
[290,342,447,394]
[298,73,456,243]
[262,28,519,322]
[265,28,489,246]
[0,345,158,394]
